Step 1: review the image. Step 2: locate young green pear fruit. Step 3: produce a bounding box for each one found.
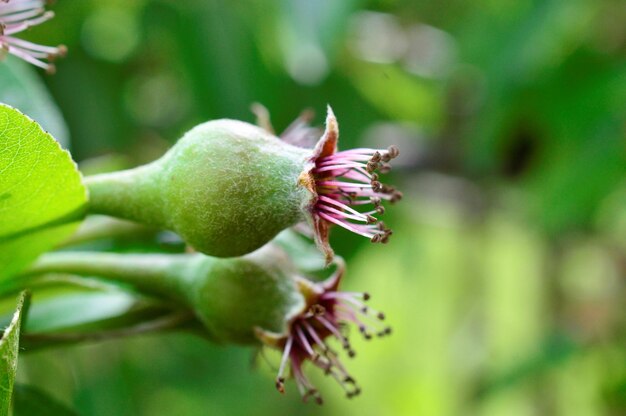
[85,107,400,261]
[25,241,391,404]
[85,121,311,258]
[27,244,305,345]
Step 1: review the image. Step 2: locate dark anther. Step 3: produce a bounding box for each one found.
[276,377,286,393]
[366,161,378,173]
[381,152,391,163]
[348,350,356,358]
[370,234,382,243]
[371,197,382,205]
[304,389,323,405]
[375,206,385,215]
[57,45,68,57]
[390,191,403,203]
[370,173,379,181]
[371,181,382,192]
[363,292,371,301]
[377,312,386,320]
[370,151,382,163]
[361,306,369,314]
[310,304,326,316]
[381,184,395,194]
[366,215,377,224]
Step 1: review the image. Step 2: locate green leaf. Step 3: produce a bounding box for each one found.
[24,291,141,332]
[12,384,78,416]
[0,104,87,280]
[0,57,69,147]
[0,282,183,351]
[0,291,29,416]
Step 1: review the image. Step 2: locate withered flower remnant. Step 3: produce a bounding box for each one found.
[257,259,391,404]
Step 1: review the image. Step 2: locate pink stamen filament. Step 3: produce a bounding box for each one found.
[317,169,372,182]
[290,355,320,402]
[3,10,53,33]
[302,321,328,352]
[321,291,368,300]
[7,43,49,58]
[317,212,376,238]
[303,324,350,376]
[317,204,371,223]
[5,36,61,54]
[0,2,62,72]
[0,1,44,15]
[6,45,48,69]
[315,160,369,170]
[277,335,293,382]
[335,305,381,329]
[330,295,367,310]
[326,349,350,375]
[295,325,316,357]
[310,359,355,395]
[332,148,387,155]
[315,315,347,344]
[335,309,375,333]
[339,170,373,183]
[290,358,310,397]
[318,195,368,217]
[349,191,394,200]
[321,154,373,163]
[313,143,399,242]
[1,8,43,23]
[336,198,377,206]
[317,181,373,189]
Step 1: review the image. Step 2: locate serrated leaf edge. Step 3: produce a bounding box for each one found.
[0,103,88,206]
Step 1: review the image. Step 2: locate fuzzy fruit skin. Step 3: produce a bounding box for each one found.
[183,244,305,344]
[26,244,306,345]
[86,120,312,257]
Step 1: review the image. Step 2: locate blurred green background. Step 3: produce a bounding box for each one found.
[4,0,626,414]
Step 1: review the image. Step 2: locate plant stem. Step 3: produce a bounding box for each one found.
[57,215,156,248]
[0,273,121,299]
[23,252,197,303]
[84,163,165,227]
[21,311,196,351]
